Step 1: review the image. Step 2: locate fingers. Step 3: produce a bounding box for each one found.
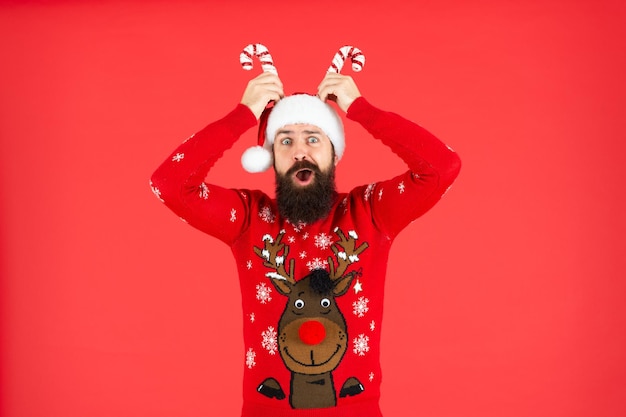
[241,72,361,119]
[251,71,284,95]
[317,73,361,113]
[241,72,285,119]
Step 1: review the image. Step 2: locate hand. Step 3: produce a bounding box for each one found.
[317,73,361,112]
[240,72,284,119]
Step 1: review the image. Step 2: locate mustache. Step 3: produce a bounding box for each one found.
[286,160,321,176]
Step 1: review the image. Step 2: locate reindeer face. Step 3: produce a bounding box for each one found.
[253,228,369,378]
[276,270,349,375]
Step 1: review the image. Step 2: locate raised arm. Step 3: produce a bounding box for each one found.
[150,73,284,244]
[318,73,461,238]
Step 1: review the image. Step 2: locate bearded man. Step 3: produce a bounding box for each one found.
[151,71,461,417]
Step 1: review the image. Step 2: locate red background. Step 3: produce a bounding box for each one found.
[1,1,625,416]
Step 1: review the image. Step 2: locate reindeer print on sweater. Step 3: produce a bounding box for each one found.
[253,228,368,409]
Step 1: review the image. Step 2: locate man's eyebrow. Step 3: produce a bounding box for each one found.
[276,129,322,136]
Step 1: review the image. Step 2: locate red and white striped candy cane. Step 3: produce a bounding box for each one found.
[327,45,365,73]
[240,43,277,74]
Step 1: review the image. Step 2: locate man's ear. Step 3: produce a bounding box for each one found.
[334,153,339,166]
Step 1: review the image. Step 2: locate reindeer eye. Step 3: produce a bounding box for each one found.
[320,298,331,308]
[294,299,305,309]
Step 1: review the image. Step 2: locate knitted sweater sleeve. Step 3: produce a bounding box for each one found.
[150,104,258,245]
[346,97,462,239]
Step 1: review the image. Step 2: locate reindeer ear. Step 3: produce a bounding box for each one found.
[269,277,292,296]
[333,272,355,297]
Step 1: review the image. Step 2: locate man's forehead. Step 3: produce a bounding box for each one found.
[276,124,324,135]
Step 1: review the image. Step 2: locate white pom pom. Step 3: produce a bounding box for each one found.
[241,145,273,173]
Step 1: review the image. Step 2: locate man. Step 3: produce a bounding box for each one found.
[151,71,461,416]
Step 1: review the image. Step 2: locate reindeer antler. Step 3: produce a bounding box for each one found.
[253,230,296,285]
[328,227,369,282]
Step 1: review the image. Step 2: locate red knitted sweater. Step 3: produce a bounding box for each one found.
[151,97,461,417]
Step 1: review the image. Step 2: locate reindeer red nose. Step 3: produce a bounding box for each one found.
[298,320,326,345]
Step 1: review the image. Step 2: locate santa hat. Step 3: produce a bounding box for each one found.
[241,94,345,173]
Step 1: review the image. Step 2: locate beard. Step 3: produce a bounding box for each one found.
[275,160,337,225]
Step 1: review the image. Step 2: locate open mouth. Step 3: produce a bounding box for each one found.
[294,169,315,185]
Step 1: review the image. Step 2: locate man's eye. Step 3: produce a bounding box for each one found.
[308,137,319,143]
[280,138,292,145]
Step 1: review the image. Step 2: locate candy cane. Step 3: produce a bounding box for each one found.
[240,43,277,74]
[327,45,365,73]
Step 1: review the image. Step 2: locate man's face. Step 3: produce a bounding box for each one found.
[273,124,338,184]
[273,124,338,224]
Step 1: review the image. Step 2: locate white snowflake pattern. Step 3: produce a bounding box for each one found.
[364,183,376,202]
[256,282,272,304]
[262,326,278,355]
[240,191,248,200]
[353,296,370,317]
[369,372,375,382]
[353,334,370,356]
[258,206,276,223]
[370,320,376,331]
[288,236,296,243]
[306,257,328,271]
[150,181,163,201]
[249,312,255,323]
[198,183,209,200]
[289,220,307,233]
[398,181,406,194]
[246,348,256,369]
[299,251,307,259]
[230,208,237,222]
[413,172,421,180]
[171,152,185,162]
[314,232,333,250]
[246,260,253,270]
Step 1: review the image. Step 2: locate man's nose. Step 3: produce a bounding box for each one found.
[292,141,308,161]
